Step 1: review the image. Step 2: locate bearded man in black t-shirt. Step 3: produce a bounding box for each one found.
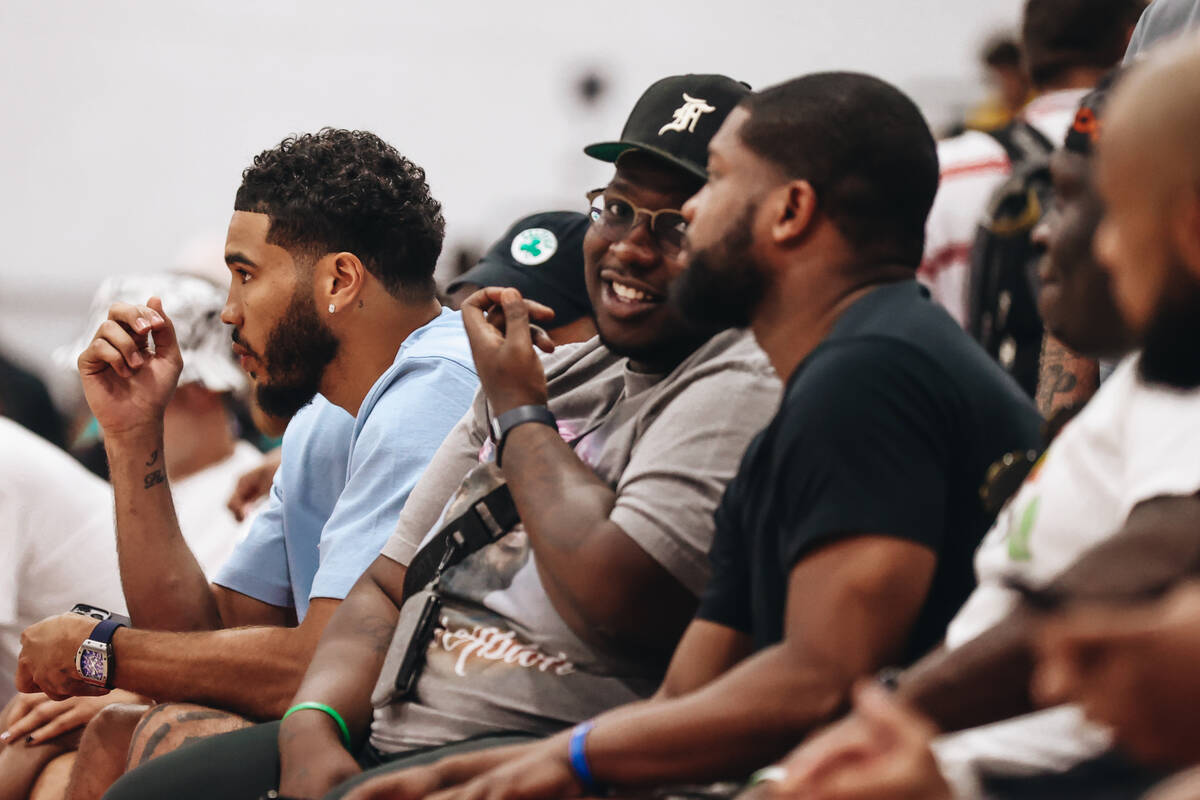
[330,72,1043,800]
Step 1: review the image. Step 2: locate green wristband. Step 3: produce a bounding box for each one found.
[282,702,352,750]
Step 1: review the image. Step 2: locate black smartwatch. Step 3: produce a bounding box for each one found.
[75,617,128,688]
[490,405,557,467]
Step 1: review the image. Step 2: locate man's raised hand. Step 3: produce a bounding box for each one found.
[77,297,183,437]
[461,287,556,416]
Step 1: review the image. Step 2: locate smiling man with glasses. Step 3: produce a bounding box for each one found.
[101,73,783,800]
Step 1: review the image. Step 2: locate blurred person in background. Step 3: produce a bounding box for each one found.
[962,35,1032,133]
[919,0,1143,332]
[0,351,66,450]
[444,210,596,345]
[1124,0,1200,61]
[1038,0,1200,421]
[0,419,127,800]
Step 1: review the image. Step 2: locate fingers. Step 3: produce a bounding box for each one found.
[144,296,179,354]
[78,300,171,378]
[79,322,143,377]
[853,682,938,743]
[497,289,533,352]
[27,703,90,744]
[461,287,555,319]
[228,473,258,521]
[528,325,555,354]
[777,715,878,792]
[2,697,63,742]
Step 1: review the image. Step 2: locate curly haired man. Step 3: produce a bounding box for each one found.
[12,129,479,799]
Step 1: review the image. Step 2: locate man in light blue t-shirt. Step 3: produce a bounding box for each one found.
[14,129,477,792]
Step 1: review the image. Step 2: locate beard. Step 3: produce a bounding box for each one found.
[253,289,340,419]
[672,202,767,330]
[1137,262,1200,390]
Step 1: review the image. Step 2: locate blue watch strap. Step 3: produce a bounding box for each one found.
[89,617,127,645]
[567,720,607,797]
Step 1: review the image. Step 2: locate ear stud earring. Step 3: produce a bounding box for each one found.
[328,304,336,314]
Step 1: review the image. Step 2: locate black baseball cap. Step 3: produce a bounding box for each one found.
[447,211,592,326]
[584,74,752,181]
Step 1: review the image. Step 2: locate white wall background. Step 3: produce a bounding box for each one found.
[0,0,1023,406]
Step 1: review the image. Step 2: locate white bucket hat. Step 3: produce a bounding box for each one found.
[55,273,246,395]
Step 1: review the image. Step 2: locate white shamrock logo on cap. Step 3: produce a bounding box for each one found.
[511,228,558,266]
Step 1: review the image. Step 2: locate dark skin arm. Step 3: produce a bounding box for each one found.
[898,493,1200,731]
[779,494,1200,793]
[276,556,408,799]
[460,287,697,659]
[339,535,937,800]
[1035,334,1100,419]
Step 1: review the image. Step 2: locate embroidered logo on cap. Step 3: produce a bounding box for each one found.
[511,228,558,266]
[658,93,717,136]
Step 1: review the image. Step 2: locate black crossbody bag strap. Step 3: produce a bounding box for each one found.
[400,482,521,602]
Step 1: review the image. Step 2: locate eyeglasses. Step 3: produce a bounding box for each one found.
[586,188,688,256]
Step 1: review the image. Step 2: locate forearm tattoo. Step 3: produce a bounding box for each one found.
[143,448,166,490]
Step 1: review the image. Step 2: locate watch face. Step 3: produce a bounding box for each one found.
[78,643,107,683]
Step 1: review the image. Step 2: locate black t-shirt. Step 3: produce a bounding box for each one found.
[697,279,1042,663]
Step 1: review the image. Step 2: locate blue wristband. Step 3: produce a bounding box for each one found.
[567,721,607,797]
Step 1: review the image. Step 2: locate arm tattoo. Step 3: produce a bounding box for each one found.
[144,468,166,489]
[136,721,172,766]
[145,449,160,467]
[1036,334,1099,419]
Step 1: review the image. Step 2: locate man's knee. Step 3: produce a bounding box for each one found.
[79,702,149,757]
[126,703,252,770]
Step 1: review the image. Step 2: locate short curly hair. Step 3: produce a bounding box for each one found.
[235,128,445,300]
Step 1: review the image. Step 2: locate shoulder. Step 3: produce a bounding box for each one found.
[674,329,777,384]
[393,309,477,377]
[279,396,354,465]
[542,335,613,378]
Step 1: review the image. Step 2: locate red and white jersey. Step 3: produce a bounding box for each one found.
[919,90,1090,327]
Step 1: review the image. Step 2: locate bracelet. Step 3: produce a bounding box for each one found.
[567,720,608,797]
[282,702,352,750]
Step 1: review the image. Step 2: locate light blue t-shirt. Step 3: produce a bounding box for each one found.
[214,308,478,621]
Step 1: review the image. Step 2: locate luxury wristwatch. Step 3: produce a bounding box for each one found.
[75,618,128,688]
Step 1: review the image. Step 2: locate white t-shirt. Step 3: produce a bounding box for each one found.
[932,355,1200,792]
[0,422,264,704]
[0,418,126,705]
[172,439,262,575]
[919,90,1090,326]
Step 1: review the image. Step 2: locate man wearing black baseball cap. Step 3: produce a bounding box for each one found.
[103,74,782,800]
[444,211,596,344]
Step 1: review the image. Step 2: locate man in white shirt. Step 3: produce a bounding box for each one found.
[920,0,1144,326]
